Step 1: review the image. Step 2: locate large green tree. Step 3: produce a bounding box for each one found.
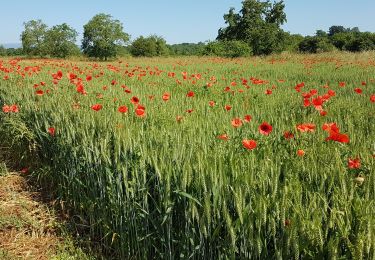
[21,19,48,56]
[44,23,79,58]
[82,13,129,60]
[217,0,287,55]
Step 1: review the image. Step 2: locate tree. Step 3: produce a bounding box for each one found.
[82,13,130,60]
[0,45,6,56]
[315,30,327,38]
[330,32,354,50]
[44,23,79,58]
[345,32,375,52]
[298,36,336,53]
[130,35,169,57]
[168,42,206,56]
[328,25,348,37]
[21,19,48,56]
[217,0,287,55]
[6,48,23,56]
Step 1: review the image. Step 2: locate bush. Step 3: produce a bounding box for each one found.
[130,35,169,57]
[203,40,252,57]
[299,36,336,53]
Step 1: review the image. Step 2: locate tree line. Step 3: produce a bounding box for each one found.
[1,0,375,59]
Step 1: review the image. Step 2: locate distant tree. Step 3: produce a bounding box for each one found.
[330,32,354,50]
[21,19,48,56]
[315,30,327,38]
[298,36,336,53]
[345,32,375,52]
[328,25,348,37]
[6,48,23,56]
[217,0,287,55]
[130,35,169,57]
[0,45,6,56]
[350,27,360,33]
[82,14,129,60]
[44,23,79,58]
[168,42,205,56]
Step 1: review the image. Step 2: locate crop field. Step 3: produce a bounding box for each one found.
[0,53,375,259]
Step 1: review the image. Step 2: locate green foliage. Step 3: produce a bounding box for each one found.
[0,45,6,56]
[346,32,375,52]
[168,42,205,56]
[203,40,252,57]
[5,48,23,56]
[330,32,354,50]
[1,54,374,258]
[283,33,304,52]
[299,36,337,53]
[82,13,129,60]
[44,23,79,58]
[218,0,287,55]
[21,20,48,57]
[130,35,169,57]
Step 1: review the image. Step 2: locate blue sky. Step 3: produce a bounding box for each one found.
[1,0,374,45]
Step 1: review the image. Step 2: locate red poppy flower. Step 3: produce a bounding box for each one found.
[354,88,362,94]
[186,91,195,97]
[327,89,336,96]
[76,83,86,95]
[217,134,229,141]
[348,158,360,169]
[135,106,145,117]
[118,105,128,113]
[231,118,243,128]
[296,123,316,133]
[297,149,305,156]
[283,131,294,139]
[320,111,327,116]
[339,82,346,87]
[244,115,252,122]
[225,105,232,111]
[86,75,92,81]
[322,122,339,133]
[48,127,55,136]
[259,122,272,135]
[2,105,11,113]
[326,132,349,143]
[130,96,139,104]
[242,139,257,150]
[370,94,375,103]
[162,92,170,101]
[303,99,310,107]
[209,101,215,107]
[10,105,19,113]
[36,90,44,96]
[265,89,272,95]
[91,104,103,111]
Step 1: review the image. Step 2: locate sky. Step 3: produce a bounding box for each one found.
[1,0,375,46]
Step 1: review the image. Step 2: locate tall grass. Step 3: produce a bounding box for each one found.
[0,53,374,258]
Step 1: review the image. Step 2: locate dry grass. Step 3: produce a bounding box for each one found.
[0,173,60,259]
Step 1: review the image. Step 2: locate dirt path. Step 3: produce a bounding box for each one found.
[0,170,93,260]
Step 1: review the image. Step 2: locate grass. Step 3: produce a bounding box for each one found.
[0,52,374,259]
[0,162,97,259]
